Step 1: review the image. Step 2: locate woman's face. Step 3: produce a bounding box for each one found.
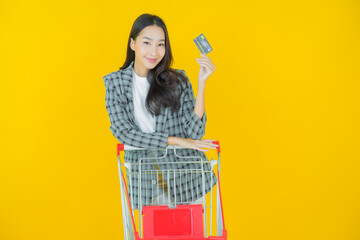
[130,25,166,75]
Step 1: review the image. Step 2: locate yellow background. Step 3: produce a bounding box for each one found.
[1,0,360,239]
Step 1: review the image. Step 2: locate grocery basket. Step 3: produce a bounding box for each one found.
[116,141,227,240]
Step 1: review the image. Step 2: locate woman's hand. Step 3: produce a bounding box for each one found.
[167,137,219,152]
[196,54,216,84]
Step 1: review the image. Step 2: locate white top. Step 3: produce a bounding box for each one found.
[132,67,156,133]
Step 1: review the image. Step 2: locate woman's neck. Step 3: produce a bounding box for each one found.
[133,60,148,77]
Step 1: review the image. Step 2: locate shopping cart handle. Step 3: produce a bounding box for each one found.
[117,140,221,156]
[213,140,221,153]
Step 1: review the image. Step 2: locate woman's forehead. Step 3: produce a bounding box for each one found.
[139,26,165,40]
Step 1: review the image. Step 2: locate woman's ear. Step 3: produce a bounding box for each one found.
[130,38,135,51]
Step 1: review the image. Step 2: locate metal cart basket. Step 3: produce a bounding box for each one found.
[116,141,227,240]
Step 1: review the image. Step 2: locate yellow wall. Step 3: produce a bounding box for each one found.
[1,0,359,239]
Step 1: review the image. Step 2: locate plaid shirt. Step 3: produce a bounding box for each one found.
[103,60,217,209]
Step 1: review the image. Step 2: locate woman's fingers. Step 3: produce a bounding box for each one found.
[196,58,216,71]
[197,148,209,152]
[201,139,218,145]
[180,138,217,152]
[197,60,215,72]
[193,144,209,152]
[196,140,218,149]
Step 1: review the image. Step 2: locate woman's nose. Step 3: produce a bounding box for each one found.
[150,46,158,56]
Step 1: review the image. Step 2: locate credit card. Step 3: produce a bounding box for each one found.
[193,33,213,54]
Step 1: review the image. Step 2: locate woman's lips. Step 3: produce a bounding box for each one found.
[146,57,157,63]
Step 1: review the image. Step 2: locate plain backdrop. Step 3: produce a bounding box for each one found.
[1,0,360,239]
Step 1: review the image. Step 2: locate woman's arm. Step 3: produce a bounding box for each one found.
[178,70,207,140]
[194,81,206,120]
[179,55,216,139]
[194,53,216,120]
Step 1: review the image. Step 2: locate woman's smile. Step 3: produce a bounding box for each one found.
[146,57,157,63]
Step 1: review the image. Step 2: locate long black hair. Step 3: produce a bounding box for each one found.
[119,13,187,116]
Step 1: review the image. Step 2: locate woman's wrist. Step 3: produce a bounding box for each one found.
[197,81,206,91]
[167,136,181,145]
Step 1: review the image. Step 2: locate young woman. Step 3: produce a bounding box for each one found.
[103,13,218,209]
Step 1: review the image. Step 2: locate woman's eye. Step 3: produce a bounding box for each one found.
[144,42,164,46]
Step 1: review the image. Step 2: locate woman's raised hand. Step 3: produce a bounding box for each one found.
[196,54,216,83]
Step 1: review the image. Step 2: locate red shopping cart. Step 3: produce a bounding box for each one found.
[116,141,227,240]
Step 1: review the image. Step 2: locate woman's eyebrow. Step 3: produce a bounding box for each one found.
[143,37,165,42]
